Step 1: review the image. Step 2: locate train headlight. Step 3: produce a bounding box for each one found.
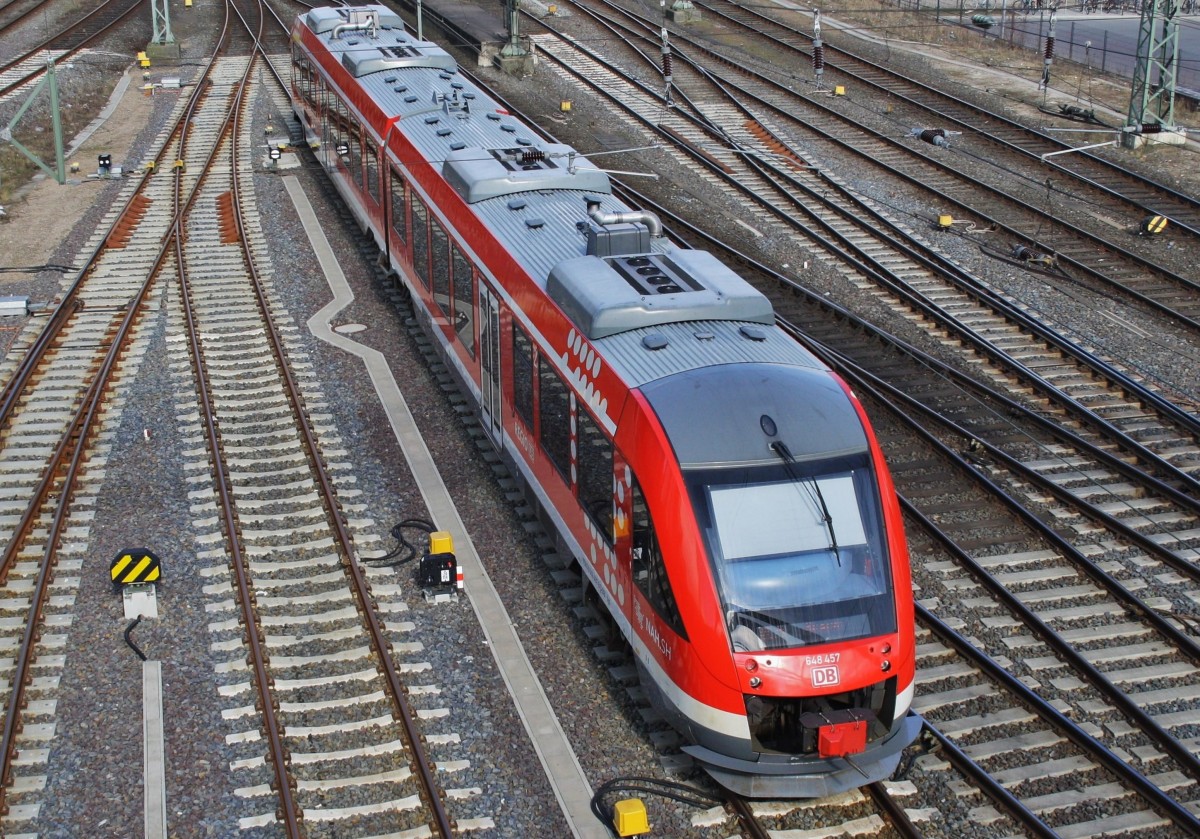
[881,660,891,672]
[745,659,757,672]
[748,676,762,689]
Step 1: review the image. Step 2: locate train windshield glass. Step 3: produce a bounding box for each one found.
[689,453,896,650]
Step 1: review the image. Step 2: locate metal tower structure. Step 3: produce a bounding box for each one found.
[1125,0,1180,145]
[502,0,526,56]
[1,58,66,184]
[151,0,175,45]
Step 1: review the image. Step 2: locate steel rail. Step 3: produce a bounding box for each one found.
[917,604,1200,833]
[691,0,1200,238]
[918,722,1059,839]
[163,2,304,831]
[0,0,49,38]
[0,42,224,825]
[573,0,1200,333]
[864,782,924,839]
[0,0,142,98]
[222,0,455,833]
[0,0,320,821]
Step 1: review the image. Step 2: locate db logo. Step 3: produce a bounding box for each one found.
[811,665,840,687]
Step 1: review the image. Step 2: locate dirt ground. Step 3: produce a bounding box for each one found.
[0,66,156,293]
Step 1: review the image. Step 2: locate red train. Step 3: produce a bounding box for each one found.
[290,5,920,798]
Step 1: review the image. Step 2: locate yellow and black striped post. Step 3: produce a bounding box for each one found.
[1140,214,1168,235]
[111,549,162,586]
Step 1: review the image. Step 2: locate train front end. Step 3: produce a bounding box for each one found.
[634,361,921,799]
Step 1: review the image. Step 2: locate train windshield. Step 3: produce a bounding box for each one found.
[688,452,896,651]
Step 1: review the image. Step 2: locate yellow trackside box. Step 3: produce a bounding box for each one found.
[430,531,453,555]
[613,798,649,836]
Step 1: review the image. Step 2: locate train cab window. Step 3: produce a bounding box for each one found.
[411,198,430,287]
[513,326,534,430]
[451,242,475,357]
[364,143,380,204]
[576,407,613,544]
[538,358,571,482]
[389,167,407,246]
[431,216,451,317]
[688,453,895,652]
[631,479,686,638]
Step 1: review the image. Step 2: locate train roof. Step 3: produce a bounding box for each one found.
[301,5,778,346]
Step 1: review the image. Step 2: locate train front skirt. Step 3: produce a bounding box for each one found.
[683,711,924,799]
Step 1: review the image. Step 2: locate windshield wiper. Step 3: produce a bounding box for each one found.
[770,440,842,567]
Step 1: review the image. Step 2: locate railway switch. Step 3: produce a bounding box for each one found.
[612,798,649,836]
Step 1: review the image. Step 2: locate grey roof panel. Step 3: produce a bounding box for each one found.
[443,145,610,203]
[596,320,823,388]
[305,6,405,34]
[343,43,457,77]
[548,250,774,339]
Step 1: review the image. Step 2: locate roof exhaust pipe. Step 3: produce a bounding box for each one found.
[332,9,379,39]
[586,198,662,239]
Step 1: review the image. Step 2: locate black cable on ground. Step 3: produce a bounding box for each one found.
[589,776,721,836]
[124,615,148,662]
[362,518,438,565]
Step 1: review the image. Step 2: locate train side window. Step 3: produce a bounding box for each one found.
[632,478,687,638]
[347,119,364,190]
[364,143,380,204]
[576,407,613,544]
[451,242,475,357]
[513,326,534,430]
[411,197,430,288]
[389,167,407,245]
[538,358,571,482]
[431,216,450,317]
[291,49,310,103]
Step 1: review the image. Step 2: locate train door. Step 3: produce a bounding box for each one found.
[479,284,502,444]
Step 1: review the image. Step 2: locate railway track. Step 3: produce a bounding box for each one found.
[174,54,460,836]
[560,0,1200,335]
[691,0,1200,239]
[0,0,141,101]
[0,3,486,834]
[0,80,190,839]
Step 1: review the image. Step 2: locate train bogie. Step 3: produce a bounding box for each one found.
[291,4,920,799]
